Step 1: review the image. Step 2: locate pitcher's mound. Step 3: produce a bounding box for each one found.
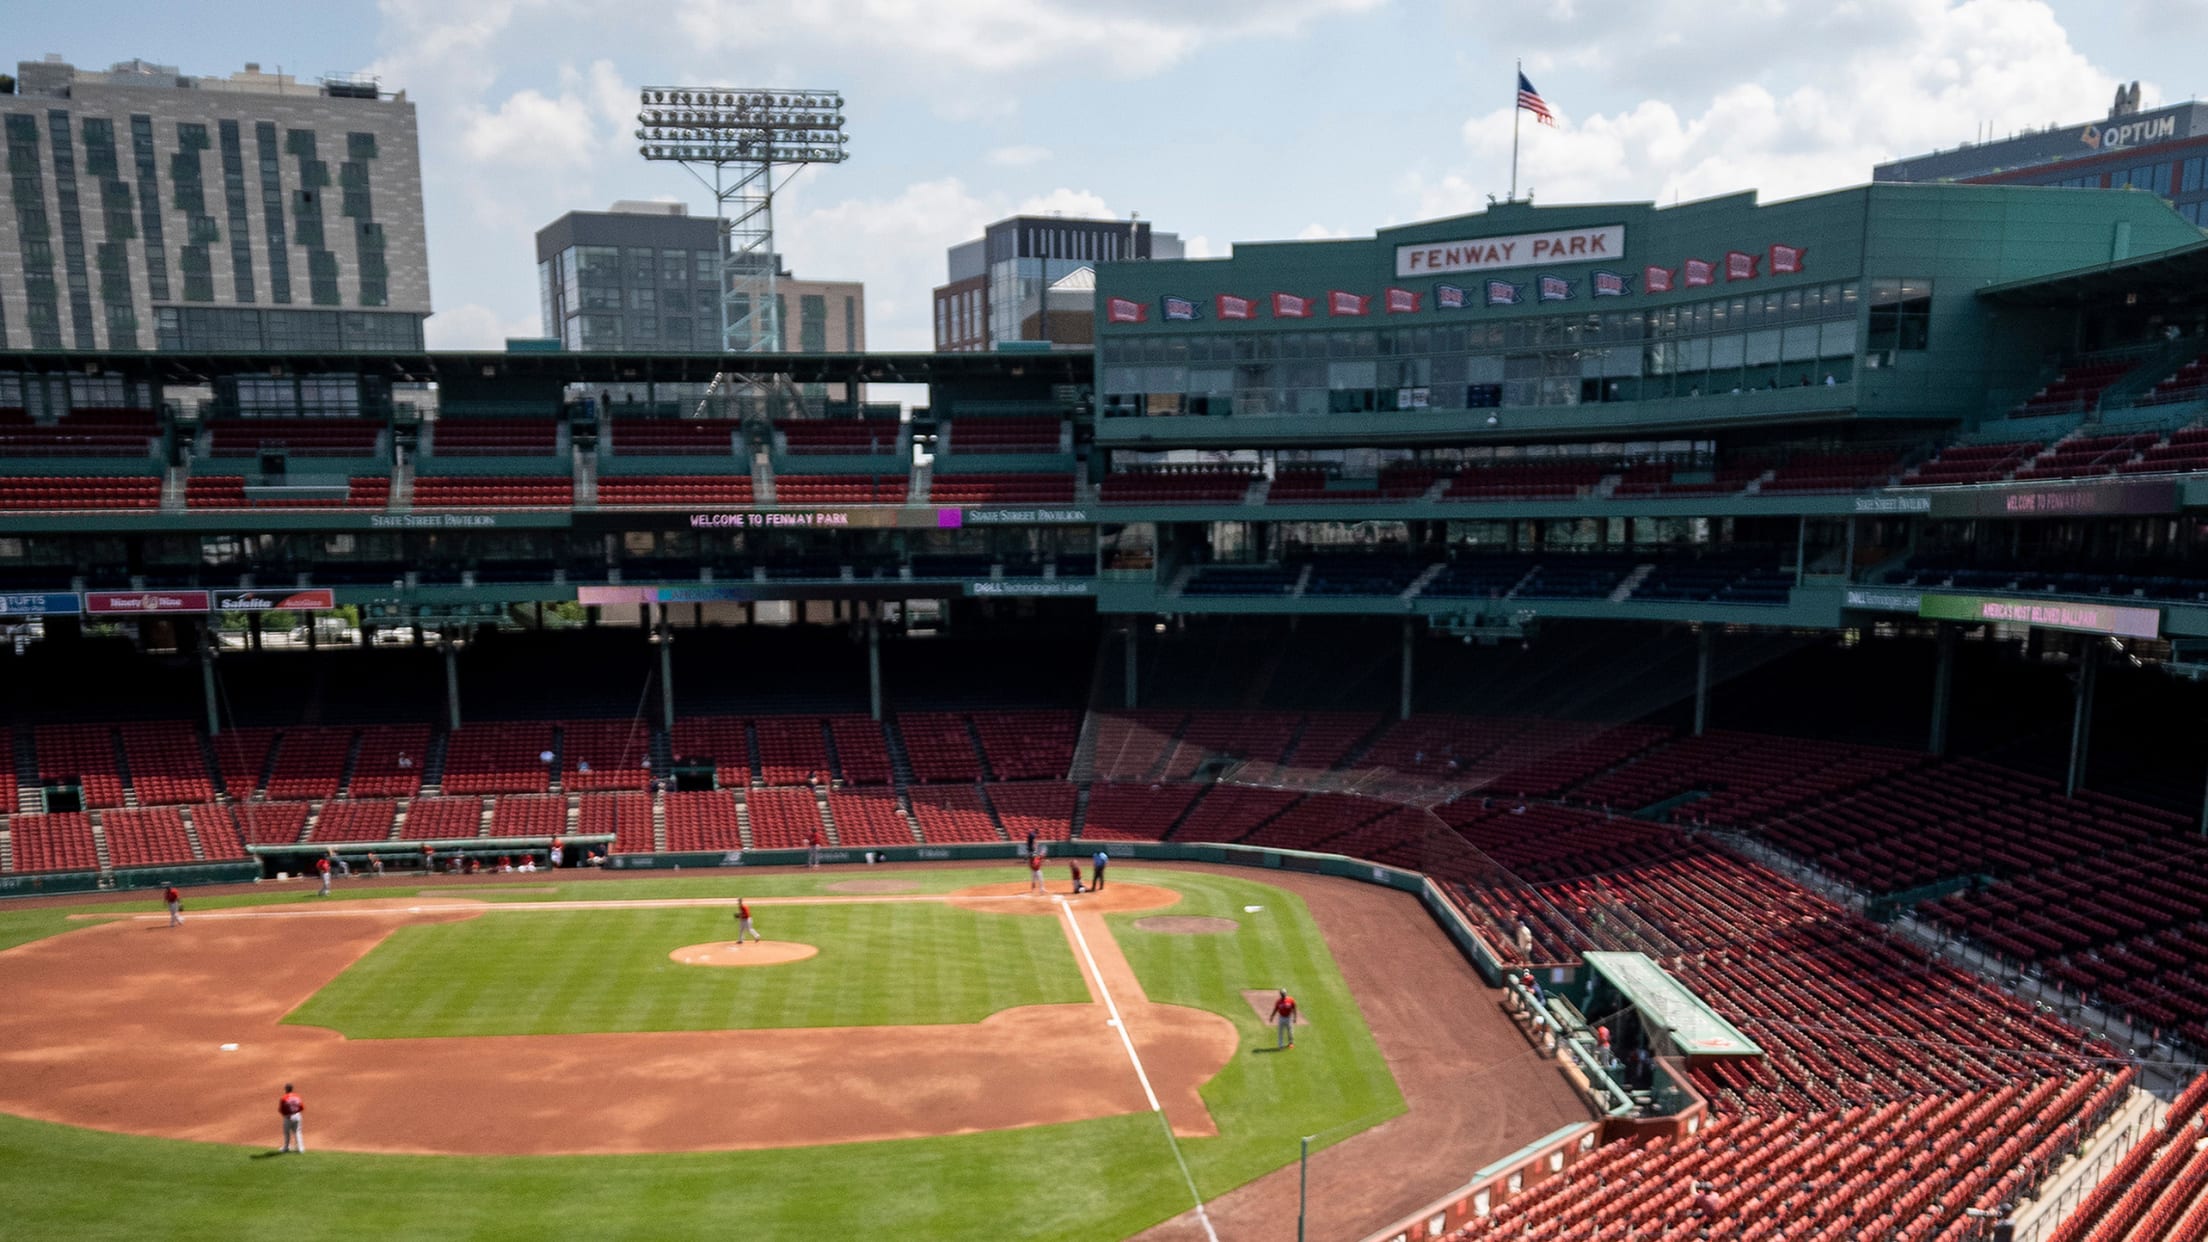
[669,941,818,967]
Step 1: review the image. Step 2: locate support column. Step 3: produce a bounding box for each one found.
[441,631,462,731]
[1794,516,1808,587]
[1928,622,1957,757]
[1399,618,1415,721]
[1124,622,1139,710]
[867,609,883,722]
[1693,626,1713,738]
[247,612,263,652]
[658,607,676,732]
[2066,639,2099,798]
[1841,517,1857,584]
[200,622,221,738]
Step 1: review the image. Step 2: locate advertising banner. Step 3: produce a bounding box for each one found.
[1918,592,2160,639]
[214,589,337,612]
[84,590,211,615]
[0,591,80,616]
[1924,479,2179,518]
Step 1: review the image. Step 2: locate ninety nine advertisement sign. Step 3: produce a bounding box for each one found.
[1918,593,2161,640]
[0,591,81,616]
[84,590,211,615]
[1395,225,1626,277]
[214,589,337,612]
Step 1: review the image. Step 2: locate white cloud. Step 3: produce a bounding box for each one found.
[425,302,548,350]
[1015,187,1117,218]
[1296,222,1353,240]
[459,59,633,168]
[1180,235,1219,259]
[1423,0,2120,211]
[460,88,599,166]
[670,0,1387,76]
[986,144,1053,167]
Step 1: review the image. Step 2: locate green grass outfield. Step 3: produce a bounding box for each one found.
[287,901,1088,1036]
[0,865,1407,1241]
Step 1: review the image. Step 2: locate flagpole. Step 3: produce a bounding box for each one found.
[1509,59,1522,202]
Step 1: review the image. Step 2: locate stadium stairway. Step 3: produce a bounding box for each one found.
[651,788,670,852]
[89,816,114,875]
[731,790,752,850]
[420,733,449,796]
[962,716,995,781]
[179,806,210,860]
[812,785,840,846]
[13,731,39,814]
[879,717,916,788]
[1069,785,1091,837]
[110,729,136,809]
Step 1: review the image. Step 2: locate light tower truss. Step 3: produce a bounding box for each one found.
[637,87,849,414]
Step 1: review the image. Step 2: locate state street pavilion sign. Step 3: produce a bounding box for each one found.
[1396,225,1627,278]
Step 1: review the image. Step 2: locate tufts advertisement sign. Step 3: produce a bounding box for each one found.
[1396,225,1626,277]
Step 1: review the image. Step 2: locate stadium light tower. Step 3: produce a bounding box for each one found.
[636,88,850,370]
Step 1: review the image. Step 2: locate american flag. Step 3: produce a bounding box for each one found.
[1485,280,1525,306]
[1517,72,1556,127]
[1272,292,1313,319]
[1725,250,1759,281]
[1592,270,1632,297]
[1538,275,1574,302]
[1162,296,1199,321]
[1644,266,1674,293]
[1437,284,1469,309]
[1327,290,1371,317]
[1384,286,1422,314]
[1105,297,1147,323]
[1216,294,1256,320]
[1768,243,1806,275]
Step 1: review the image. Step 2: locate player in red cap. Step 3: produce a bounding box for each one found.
[277,1083,305,1153]
[1269,989,1299,1049]
[163,884,183,927]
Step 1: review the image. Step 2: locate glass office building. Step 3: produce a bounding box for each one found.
[0,56,429,351]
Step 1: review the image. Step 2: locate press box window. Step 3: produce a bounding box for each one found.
[1866,277,1932,359]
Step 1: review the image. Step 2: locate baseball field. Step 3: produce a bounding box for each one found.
[0,861,1587,1240]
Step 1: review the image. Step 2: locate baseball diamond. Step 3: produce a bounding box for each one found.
[0,863,1583,1239]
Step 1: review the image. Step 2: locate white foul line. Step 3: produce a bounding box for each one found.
[1055,895,1219,1242]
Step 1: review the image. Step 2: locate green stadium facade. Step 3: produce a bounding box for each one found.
[1,180,2206,657]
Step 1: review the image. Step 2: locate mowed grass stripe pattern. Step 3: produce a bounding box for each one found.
[0,867,1412,1240]
[0,1108,1196,1242]
[1109,870,1406,1198]
[286,902,1087,1037]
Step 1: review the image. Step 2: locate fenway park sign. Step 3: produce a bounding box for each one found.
[1396,225,1625,277]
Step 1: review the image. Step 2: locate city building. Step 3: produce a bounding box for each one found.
[0,55,430,352]
[535,201,864,355]
[1875,85,2208,225]
[933,214,1181,352]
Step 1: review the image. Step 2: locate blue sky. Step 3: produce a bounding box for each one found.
[14,0,2202,351]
